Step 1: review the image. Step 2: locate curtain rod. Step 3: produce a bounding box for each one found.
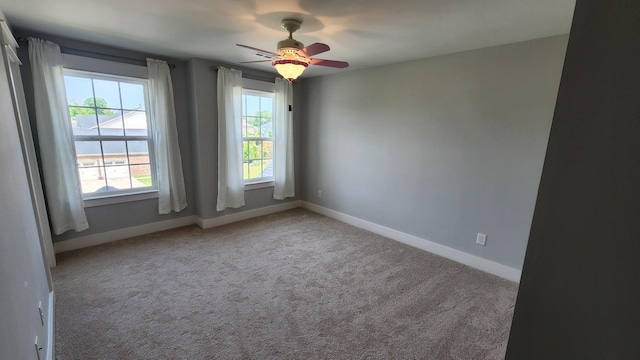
[210,65,282,83]
[16,37,176,69]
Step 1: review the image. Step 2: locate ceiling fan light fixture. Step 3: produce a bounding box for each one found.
[272,48,309,82]
[273,60,308,82]
[237,18,348,81]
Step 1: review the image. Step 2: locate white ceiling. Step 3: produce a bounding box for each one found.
[0,0,576,78]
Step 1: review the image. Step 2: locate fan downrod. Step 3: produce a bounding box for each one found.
[281,19,302,39]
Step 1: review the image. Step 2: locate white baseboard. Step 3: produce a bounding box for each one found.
[197,200,302,229]
[52,199,521,282]
[301,201,522,283]
[47,290,54,360]
[53,216,198,254]
[54,202,303,253]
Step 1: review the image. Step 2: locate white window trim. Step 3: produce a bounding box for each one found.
[63,59,159,206]
[83,190,159,208]
[243,78,275,92]
[244,181,274,190]
[241,81,275,188]
[62,53,148,79]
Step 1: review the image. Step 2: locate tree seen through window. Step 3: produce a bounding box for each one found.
[242,91,274,183]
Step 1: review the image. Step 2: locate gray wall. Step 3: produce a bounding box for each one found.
[15,28,302,242]
[14,29,196,242]
[0,37,51,359]
[299,35,568,269]
[185,59,303,220]
[506,1,640,358]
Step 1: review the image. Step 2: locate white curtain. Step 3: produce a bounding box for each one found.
[147,58,187,214]
[216,67,245,211]
[273,78,295,199]
[29,38,88,235]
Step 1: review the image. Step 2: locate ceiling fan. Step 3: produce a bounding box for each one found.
[236,18,349,82]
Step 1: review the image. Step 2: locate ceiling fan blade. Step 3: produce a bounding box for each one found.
[236,44,279,59]
[299,43,330,57]
[239,60,273,64]
[309,58,349,68]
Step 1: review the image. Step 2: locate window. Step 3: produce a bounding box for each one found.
[241,89,274,184]
[64,70,155,198]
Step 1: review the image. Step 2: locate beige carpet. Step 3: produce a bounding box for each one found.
[52,208,517,359]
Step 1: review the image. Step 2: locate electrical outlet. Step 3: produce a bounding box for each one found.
[317,190,322,198]
[476,233,487,246]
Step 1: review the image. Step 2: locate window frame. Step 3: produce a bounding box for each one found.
[63,68,159,203]
[241,79,276,189]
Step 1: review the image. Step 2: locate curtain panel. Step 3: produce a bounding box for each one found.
[147,58,187,214]
[216,67,245,211]
[28,38,88,235]
[273,78,295,200]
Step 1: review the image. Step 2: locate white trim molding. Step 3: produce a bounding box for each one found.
[53,201,302,253]
[301,201,522,283]
[53,216,198,253]
[196,201,302,229]
[47,291,55,360]
[52,199,521,283]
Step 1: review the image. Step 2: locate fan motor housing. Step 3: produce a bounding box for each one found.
[277,38,304,51]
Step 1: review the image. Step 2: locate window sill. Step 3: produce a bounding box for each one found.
[244,181,274,191]
[83,190,159,208]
